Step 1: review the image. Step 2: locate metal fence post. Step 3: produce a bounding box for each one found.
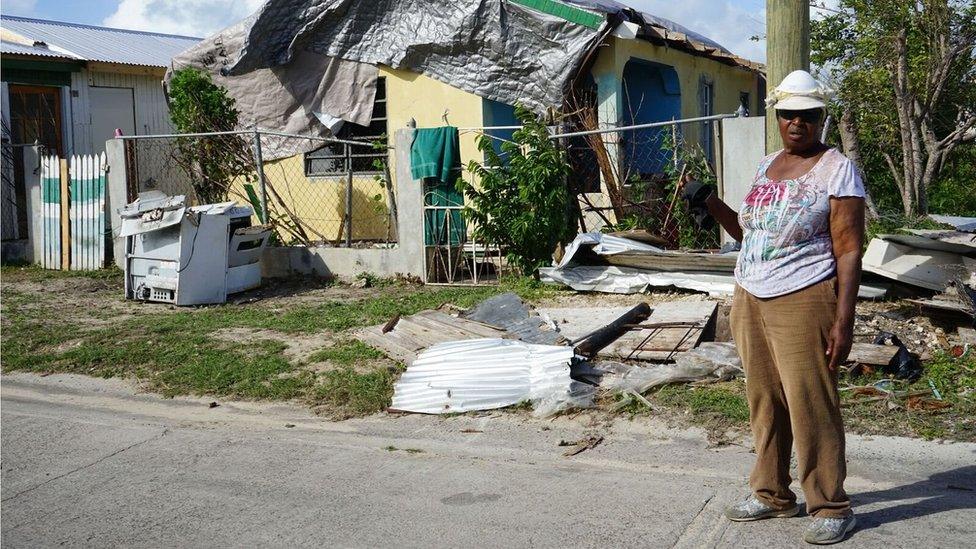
[344,142,353,248]
[251,129,269,224]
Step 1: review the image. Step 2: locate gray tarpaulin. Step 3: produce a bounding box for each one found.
[167,0,757,155]
[224,0,608,115]
[167,16,379,157]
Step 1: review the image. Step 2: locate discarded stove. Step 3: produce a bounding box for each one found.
[120,191,272,306]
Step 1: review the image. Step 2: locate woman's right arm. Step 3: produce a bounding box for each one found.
[705,194,743,242]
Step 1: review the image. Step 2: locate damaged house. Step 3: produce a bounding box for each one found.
[82,0,765,282]
[120,0,764,279]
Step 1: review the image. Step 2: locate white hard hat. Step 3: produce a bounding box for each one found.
[766,70,833,110]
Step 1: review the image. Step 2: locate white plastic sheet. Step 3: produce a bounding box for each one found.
[600,342,743,394]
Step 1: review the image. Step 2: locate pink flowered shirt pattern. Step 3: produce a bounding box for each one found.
[734,148,865,298]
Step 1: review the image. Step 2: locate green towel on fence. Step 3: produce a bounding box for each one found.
[411,126,461,184]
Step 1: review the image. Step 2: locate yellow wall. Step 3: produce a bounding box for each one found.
[236,47,757,241]
[592,36,760,142]
[380,65,486,181]
[232,66,487,244]
[247,154,394,243]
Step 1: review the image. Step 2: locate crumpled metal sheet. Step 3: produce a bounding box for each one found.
[462,292,565,345]
[390,338,589,416]
[557,232,664,269]
[225,0,607,114]
[540,265,737,296]
[167,15,379,158]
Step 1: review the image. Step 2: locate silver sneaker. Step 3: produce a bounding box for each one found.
[725,495,799,522]
[804,515,857,545]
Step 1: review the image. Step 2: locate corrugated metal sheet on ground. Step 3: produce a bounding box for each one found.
[390,338,575,414]
[1,15,200,67]
[462,292,565,345]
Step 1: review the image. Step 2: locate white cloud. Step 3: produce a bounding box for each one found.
[103,0,264,38]
[624,0,768,63]
[3,0,38,15]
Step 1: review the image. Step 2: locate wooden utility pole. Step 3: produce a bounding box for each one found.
[765,0,810,152]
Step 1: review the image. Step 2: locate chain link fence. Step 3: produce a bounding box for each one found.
[122,130,395,247]
[560,115,729,250]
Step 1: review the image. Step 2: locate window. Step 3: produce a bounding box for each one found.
[699,78,714,165]
[8,85,63,155]
[304,77,387,176]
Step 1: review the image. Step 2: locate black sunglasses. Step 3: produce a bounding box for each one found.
[777,109,824,124]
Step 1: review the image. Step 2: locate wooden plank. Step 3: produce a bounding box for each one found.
[98,152,106,268]
[59,158,70,270]
[606,301,717,360]
[847,343,898,366]
[604,251,736,273]
[356,311,508,365]
[70,155,79,270]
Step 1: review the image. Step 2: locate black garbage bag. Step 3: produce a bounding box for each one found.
[872,331,923,381]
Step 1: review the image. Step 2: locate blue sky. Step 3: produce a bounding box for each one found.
[2,0,783,62]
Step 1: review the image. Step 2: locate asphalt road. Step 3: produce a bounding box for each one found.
[2,373,974,548]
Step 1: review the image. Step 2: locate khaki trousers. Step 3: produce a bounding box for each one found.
[730,278,851,518]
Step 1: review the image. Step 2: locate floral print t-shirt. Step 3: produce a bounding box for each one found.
[735,148,865,298]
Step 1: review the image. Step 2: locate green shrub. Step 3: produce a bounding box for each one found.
[459,104,575,275]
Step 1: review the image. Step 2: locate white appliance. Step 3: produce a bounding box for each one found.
[121,191,271,305]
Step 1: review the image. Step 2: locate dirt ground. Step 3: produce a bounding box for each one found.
[2,267,973,440]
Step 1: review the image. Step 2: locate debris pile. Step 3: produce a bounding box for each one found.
[862,214,975,298]
[541,232,888,299]
[371,291,736,417]
[373,214,974,420]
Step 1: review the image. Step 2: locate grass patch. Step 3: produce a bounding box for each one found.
[313,366,401,419]
[652,383,750,423]
[309,340,386,365]
[1,264,123,282]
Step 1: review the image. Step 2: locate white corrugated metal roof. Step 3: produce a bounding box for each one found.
[0,15,200,67]
[0,40,81,60]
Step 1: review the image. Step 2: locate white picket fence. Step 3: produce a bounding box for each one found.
[39,153,107,270]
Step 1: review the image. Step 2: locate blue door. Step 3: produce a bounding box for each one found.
[621,59,681,177]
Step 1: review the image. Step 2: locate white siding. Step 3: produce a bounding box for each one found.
[67,68,172,156]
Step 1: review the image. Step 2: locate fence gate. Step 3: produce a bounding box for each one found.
[39,153,107,270]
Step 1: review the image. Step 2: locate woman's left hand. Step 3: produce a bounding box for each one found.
[825,318,854,371]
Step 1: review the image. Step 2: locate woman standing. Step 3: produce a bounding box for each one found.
[686,70,865,545]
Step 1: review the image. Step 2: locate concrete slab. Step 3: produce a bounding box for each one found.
[2,373,974,548]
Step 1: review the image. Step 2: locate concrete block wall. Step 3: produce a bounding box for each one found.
[261,128,425,280]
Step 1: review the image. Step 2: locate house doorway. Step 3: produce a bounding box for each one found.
[621,59,681,177]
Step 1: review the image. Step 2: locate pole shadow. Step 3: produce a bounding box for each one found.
[853,464,976,530]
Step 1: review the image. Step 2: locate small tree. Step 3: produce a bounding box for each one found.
[812,0,976,216]
[167,68,251,204]
[459,105,575,275]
